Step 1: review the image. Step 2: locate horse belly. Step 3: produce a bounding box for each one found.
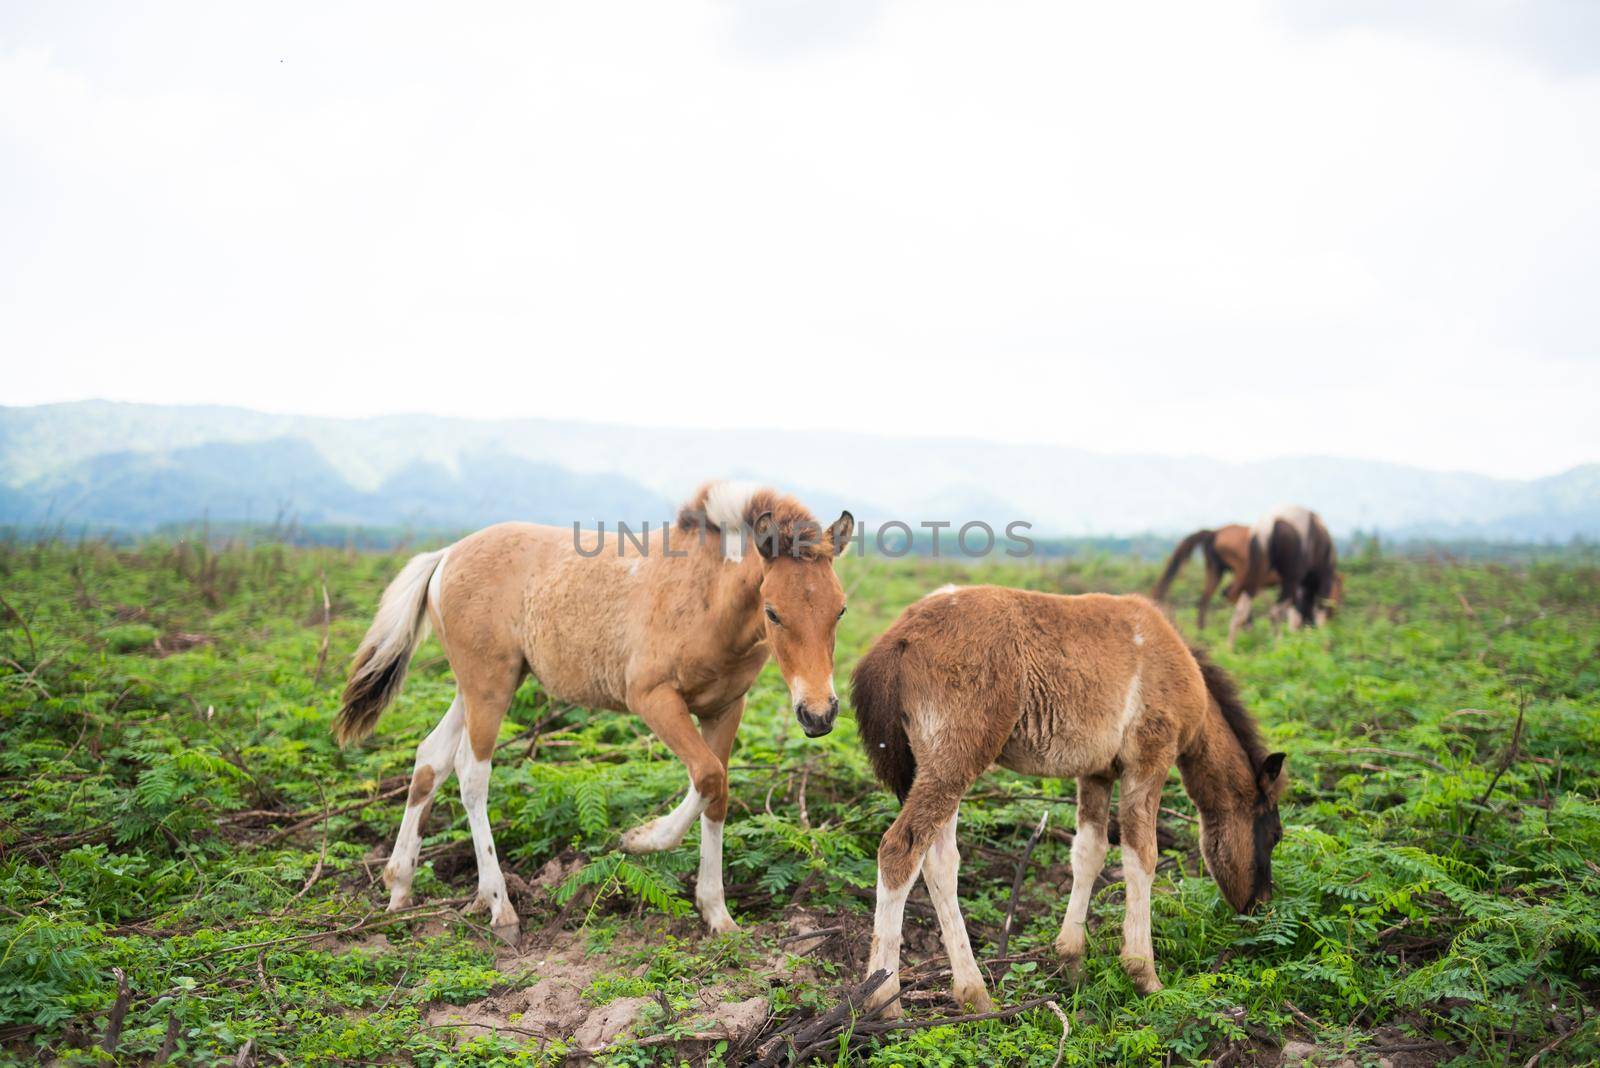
[995,703,1122,780]
[519,565,633,713]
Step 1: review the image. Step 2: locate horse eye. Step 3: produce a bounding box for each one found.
[837,606,847,619]
[764,605,781,626]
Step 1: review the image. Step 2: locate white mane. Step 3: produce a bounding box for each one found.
[1252,504,1313,548]
[700,480,762,562]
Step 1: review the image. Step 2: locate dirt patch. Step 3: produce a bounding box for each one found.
[424,913,844,1056]
[427,929,606,1043]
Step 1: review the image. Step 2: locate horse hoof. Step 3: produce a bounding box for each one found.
[1054,935,1086,977]
[702,911,740,936]
[953,983,994,1014]
[619,822,664,855]
[491,919,520,945]
[1122,957,1163,995]
[386,893,413,913]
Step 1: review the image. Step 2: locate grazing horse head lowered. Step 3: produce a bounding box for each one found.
[334,480,853,941]
[852,585,1288,1016]
[1152,507,1341,646]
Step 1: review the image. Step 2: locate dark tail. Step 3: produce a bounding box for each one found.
[1152,529,1215,601]
[1188,644,1266,770]
[333,548,446,746]
[851,637,916,802]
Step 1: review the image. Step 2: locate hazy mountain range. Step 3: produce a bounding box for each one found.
[2,401,1596,540]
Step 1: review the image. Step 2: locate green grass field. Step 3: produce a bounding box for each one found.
[3,540,1598,1066]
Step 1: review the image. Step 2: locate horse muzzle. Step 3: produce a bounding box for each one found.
[796,697,839,738]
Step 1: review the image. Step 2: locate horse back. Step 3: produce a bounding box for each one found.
[882,587,1202,783]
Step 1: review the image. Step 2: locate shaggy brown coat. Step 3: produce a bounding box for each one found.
[852,585,1286,1014]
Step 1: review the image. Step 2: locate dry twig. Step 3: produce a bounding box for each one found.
[997,810,1050,959]
[312,579,331,685]
[99,966,130,1055]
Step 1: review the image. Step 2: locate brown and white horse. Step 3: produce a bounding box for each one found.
[1151,524,1257,630]
[1226,505,1339,645]
[852,585,1286,1014]
[1152,520,1343,636]
[335,482,854,940]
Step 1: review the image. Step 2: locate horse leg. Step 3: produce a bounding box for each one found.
[455,666,525,944]
[1312,569,1335,626]
[692,698,745,935]
[1117,761,1169,994]
[920,809,991,1012]
[865,774,972,1019]
[1227,590,1253,648]
[620,686,724,857]
[1278,565,1308,632]
[384,692,465,911]
[1055,773,1112,981]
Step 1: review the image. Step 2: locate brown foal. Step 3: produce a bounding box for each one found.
[852,585,1287,1015]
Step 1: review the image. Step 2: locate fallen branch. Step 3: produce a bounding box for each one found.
[374,964,413,1015]
[99,966,130,1054]
[311,579,331,685]
[997,810,1050,960]
[255,952,284,1023]
[261,782,409,845]
[751,969,892,1067]
[1466,697,1528,836]
[285,781,329,906]
[796,764,811,831]
[1524,1017,1587,1068]
[1341,747,1448,772]
[1283,999,1321,1031]
[851,996,1055,1038]
[581,1027,752,1057]
[155,1010,181,1063]
[777,926,844,946]
[1045,1000,1070,1068]
[0,591,37,663]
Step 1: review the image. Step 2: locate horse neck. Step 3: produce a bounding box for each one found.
[1176,700,1256,820]
[703,548,765,651]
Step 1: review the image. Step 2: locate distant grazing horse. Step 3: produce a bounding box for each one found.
[1154,511,1341,644]
[335,482,854,940]
[1150,524,1257,629]
[1226,505,1338,645]
[852,585,1286,1015]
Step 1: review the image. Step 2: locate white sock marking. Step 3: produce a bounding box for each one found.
[385,693,463,909]
[457,740,516,929]
[621,783,707,854]
[696,814,736,932]
[1058,818,1108,956]
[922,814,986,1003]
[1121,854,1156,969]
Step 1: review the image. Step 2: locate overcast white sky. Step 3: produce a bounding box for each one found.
[3,1,1597,478]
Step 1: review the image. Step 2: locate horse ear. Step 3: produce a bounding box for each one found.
[828,511,854,558]
[751,510,780,561]
[1257,752,1287,796]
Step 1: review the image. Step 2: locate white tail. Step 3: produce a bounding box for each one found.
[333,548,447,745]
